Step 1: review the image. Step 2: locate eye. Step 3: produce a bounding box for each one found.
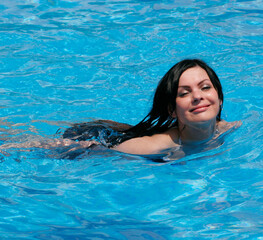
[201,85,211,91]
[178,91,189,97]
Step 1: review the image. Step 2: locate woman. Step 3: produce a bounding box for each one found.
[62,59,239,156]
[0,59,240,158]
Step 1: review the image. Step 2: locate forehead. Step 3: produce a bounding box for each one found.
[178,66,210,86]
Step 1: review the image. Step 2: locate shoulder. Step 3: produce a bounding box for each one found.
[113,128,179,155]
[217,120,242,134]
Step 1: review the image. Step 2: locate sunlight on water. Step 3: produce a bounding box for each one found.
[0,0,263,239]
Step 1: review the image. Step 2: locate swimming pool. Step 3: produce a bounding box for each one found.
[1,0,263,239]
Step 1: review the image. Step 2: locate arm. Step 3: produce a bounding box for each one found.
[0,138,99,150]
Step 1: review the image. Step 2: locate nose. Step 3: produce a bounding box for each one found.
[192,89,203,103]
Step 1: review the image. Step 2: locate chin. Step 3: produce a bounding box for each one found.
[191,117,217,125]
[191,111,219,123]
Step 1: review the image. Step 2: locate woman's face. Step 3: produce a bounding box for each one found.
[174,66,221,127]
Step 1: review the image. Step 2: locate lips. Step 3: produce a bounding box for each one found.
[190,104,210,113]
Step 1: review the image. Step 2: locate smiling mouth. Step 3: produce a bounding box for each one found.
[190,105,210,113]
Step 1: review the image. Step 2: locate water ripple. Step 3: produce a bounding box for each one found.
[0,0,263,239]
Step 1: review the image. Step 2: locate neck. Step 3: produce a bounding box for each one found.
[178,119,217,143]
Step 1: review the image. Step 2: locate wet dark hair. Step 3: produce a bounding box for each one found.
[120,59,223,142]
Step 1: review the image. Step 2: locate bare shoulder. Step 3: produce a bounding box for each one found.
[113,130,178,155]
[217,120,242,134]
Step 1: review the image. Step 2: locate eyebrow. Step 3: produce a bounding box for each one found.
[178,79,210,88]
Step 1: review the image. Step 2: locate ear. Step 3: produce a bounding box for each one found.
[168,105,177,118]
[170,111,177,118]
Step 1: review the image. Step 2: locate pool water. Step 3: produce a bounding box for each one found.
[1,0,263,239]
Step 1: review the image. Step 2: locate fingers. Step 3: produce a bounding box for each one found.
[78,140,98,148]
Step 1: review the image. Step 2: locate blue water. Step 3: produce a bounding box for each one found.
[1,0,263,239]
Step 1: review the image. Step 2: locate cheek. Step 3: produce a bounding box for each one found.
[209,89,220,102]
[175,99,188,116]
[176,97,189,110]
